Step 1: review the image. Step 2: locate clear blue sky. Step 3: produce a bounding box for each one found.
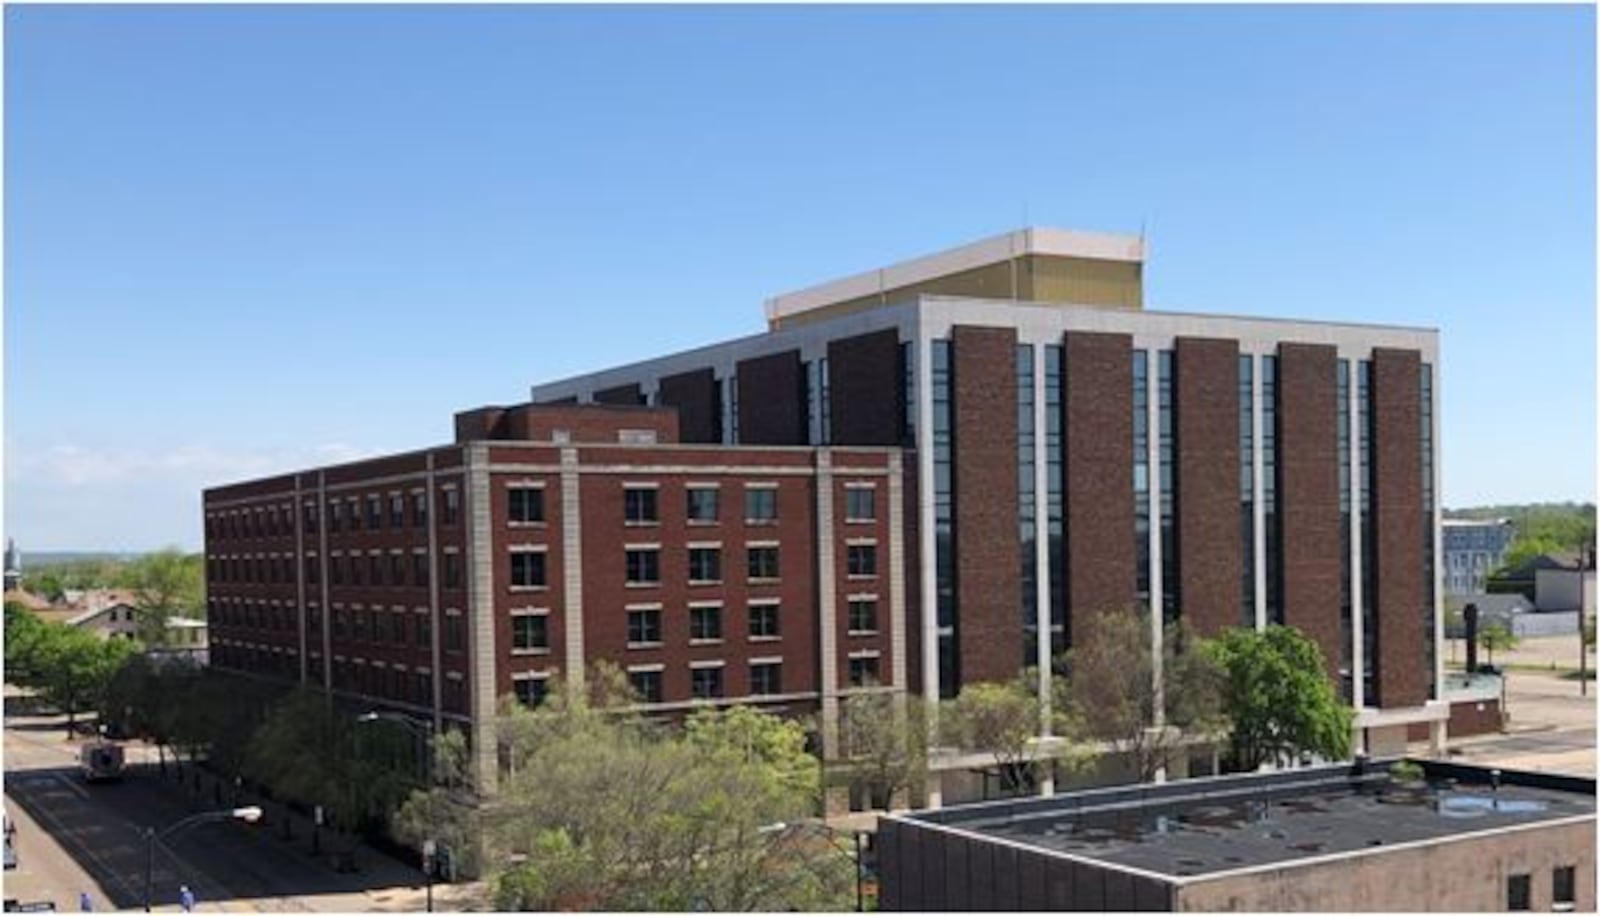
[5,4,1594,552]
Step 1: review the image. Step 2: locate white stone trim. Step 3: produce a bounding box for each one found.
[816,449,840,759]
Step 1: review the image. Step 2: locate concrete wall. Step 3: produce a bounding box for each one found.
[1174,819,1594,912]
[1536,569,1597,614]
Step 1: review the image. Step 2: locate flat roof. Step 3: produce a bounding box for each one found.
[905,760,1594,880]
[763,227,1144,325]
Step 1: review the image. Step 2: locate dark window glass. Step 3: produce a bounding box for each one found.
[932,339,957,697]
[443,489,460,526]
[1508,874,1531,911]
[627,609,662,645]
[849,656,880,687]
[330,501,343,532]
[416,613,431,648]
[847,545,877,577]
[747,546,781,580]
[750,662,781,696]
[848,599,878,633]
[509,487,545,524]
[626,549,660,584]
[444,553,461,589]
[687,487,719,523]
[745,488,778,522]
[511,551,547,588]
[444,614,464,651]
[414,554,429,587]
[629,669,663,703]
[1554,866,1575,906]
[691,666,724,699]
[846,488,876,522]
[391,554,405,586]
[305,504,318,534]
[689,548,722,582]
[514,678,548,708]
[390,495,405,528]
[414,492,428,528]
[748,604,780,638]
[369,555,383,586]
[367,495,382,530]
[690,606,722,641]
[1241,354,1256,627]
[624,488,659,524]
[512,615,548,651]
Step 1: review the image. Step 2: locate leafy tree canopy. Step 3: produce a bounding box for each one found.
[1204,625,1354,772]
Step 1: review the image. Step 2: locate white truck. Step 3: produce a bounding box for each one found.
[78,740,125,783]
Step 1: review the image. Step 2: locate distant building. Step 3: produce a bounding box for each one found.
[1535,552,1596,616]
[1442,518,1515,595]
[3,539,20,592]
[879,759,1594,912]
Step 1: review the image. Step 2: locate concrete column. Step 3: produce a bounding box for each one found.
[1351,363,1366,710]
[318,473,333,697]
[926,770,944,810]
[1429,718,1447,759]
[1252,354,1267,630]
[465,443,499,794]
[560,448,586,695]
[426,455,443,733]
[1146,349,1164,727]
[887,451,908,710]
[1033,343,1052,736]
[816,450,840,760]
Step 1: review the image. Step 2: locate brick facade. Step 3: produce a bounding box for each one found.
[1276,342,1342,676]
[657,368,720,443]
[1372,347,1426,706]
[951,325,1023,683]
[1175,337,1243,638]
[1062,331,1136,645]
[737,349,806,445]
[829,328,902,446]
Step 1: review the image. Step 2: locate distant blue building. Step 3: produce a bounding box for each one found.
[1441,518,1515,595]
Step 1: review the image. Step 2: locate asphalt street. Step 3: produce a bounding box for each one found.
[4,693,437,913]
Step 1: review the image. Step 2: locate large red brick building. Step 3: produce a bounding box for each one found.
[205,227,1450,799]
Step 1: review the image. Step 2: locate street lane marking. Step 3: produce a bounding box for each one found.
[51,774,89,801]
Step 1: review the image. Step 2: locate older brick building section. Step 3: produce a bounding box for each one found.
[1372,347,1426,706]
[1276,342,1342,675]
[951,326,1022,683]
[829,329,902,446]
[1174,337,1242,637]
[1062,331,1136,643]
[737,350,806,445]
[658,368,720,443]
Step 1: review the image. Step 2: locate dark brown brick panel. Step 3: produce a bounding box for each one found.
[1277,342,1342,678]
[1175,337,1242,637]
[1373,347,1426,707]
[658,368,720,443]
[951,326,1022,685]
[594,382,644,406]
[738,350,806,445]
[829,329,902,446]
[1062,332,1136,644]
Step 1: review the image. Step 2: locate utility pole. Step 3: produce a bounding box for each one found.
[1580,546,1590,698]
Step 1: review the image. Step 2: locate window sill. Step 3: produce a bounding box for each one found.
[744,519,778,526]
[844,518,877,525]
[748,577,781,586]
[509,585,549,593]
[508,521,548,529]
[624,520,661,528]
[511,647,551,656]
[688,579,723,587]
[627,641,665,650]
[625,581,660,589]
[847,630,880,638]
[689,638,724,647]
[748,635,783,643]
[846,574,878,581]
[687,519,720,527]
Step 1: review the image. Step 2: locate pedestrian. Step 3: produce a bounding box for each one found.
[78,890,92,912]
[179,884,195,913]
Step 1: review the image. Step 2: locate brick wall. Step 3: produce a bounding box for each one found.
[1175,337,1242,637]
[738,350,806,445]
[829,328,902,446]
[1062,331,1136,644]
[951,325,1023,684]
[658,368,720,443]
[1277,342,1342,677]
[1373,347,1426,706]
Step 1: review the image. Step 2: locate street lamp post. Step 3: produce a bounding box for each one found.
[143,807,262,912]
[356,711,437,913]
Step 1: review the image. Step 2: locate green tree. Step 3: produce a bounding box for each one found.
[1059,606,1226,783]
[941,678,1044,797]
[393,729,480,879]
[124,549,204,646]
[838,689,928,810]
[1478,624,1519,665]
[4,602,49,687]
[28,624,137,733]
[488,673,852,911]
[1204,625,1354,771]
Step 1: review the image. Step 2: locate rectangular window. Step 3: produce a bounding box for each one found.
[350,554,363,586]
[513,677,548,709]
[330,501,343,532]
[747,546,780,581]
[629,669,663,703]
[627,609,662,646]
[689,606,722,642]
[367,495,382,530]
[848,598,878,634]
[304,504,318,534]
[626,549,661,585]
[511,551,548,588]
[413,492,428,528]
[748,603,780,639]
[443,488,460,526]
[416,613,431,648]
[845,487,876,522]
[306,557,320,586]
[512,614,549,652]
[413,553,429,588]
[624,487,659,524]
[349,499,362,531]
[688,547,722,583]
[750,662,782,696]
[847,544,878,577]
[687,487,719,523]
[444,553,462,589]
[1508,874,1531,911]
[745,487,778,523]
[849,656,880,687]
[369,554,383,587]
[1554,866,1575,908]
[390,553,405,587]
[691,666,724,700]
[390,494,405,528]
[509,487,545,524]
[444,613,464,651]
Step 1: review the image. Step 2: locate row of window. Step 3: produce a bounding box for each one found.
[211,641,468,713]
[211,551,464,590]
[619,543,876,586]
[1506,865,1577,911]
[208,488,462,541]
[614,597,879,649]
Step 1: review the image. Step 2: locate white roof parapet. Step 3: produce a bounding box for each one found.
[763,226,1145,325]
